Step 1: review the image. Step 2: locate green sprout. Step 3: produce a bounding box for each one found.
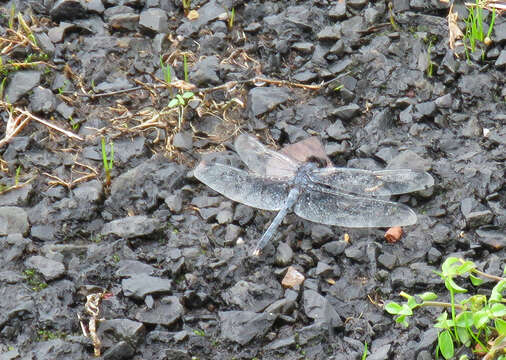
[427,41,434,78]
[388,2,399,31]
[183,54,189,82]
[333,84,344,92]
[385,257,506,360]
[361,342,368,360]
[101,137,114,186]
[193,329,206,337]
[14,166,21,185]
[160,55,173,96]
[8,4,15,29]
[182,0,191,13]
[24,269,48,292]
[464,0,496,59]
[168,90,194,129]
[228,7,235,30]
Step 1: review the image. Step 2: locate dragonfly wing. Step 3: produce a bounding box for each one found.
[194,161,289,211]
[234,134,299,178]
[309,167,434,196]
[294,188,417,227]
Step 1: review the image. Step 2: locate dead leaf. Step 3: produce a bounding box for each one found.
[187,10,199,20]
[448,3,464,50]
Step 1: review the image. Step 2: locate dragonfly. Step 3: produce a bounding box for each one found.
[194,134,434,256]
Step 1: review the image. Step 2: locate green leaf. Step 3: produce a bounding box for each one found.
[441,257,460,276]
[456,260,475,275]
[419,292,438,301]
[490,303,506,317]
[385,302,402,314]
[456,326,471,347]
[438,330,454,360]
[490,279,505,303]
[495,318,506,336]
[455,311,473,327]
[469,273,483,286]
[398,304,413,316]
[182,91,194,99]
[168,98,179,108]
[407,296,418,309]
[473,309,490,329]
[445,278,467,293]
[435,312,450,329]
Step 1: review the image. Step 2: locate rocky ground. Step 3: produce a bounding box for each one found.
[0,0,505,359]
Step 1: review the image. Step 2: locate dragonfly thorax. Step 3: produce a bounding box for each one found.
[293,162,319,186]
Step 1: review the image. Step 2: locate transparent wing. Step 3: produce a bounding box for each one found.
[194,161,289,211]
[309,167,434,196]
[234,134,299,178]
[294,187,417,228]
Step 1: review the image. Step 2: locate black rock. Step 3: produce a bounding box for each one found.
[303,289,343,327]
[0,206,29,236]
[190,56,220,86]
[248,87,292,118]
[135,296,184,326]
[122,274,172,300]
[219,311,277,345]
[5,71,41,103]
[102,215,162,238]
[139,8,168,34]
[50,0,86,21]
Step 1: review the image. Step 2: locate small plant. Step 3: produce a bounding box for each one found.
[385,257,506,360]
[182,0,191,13]
[427,41,434,77]
[228,7,235,30]
[168,90,194,129]
[37,329,66,341]
[464,0,496,57]
[388,2,400,31]
[8,4,15,29]
[24,269,48,292]
[112,254,120,263]
[361,342,368,360]
[101,137,114,186]
[193,329,206,336]
[183,54,189,82]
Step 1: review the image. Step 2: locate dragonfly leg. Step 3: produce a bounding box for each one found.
[252,188,300,256]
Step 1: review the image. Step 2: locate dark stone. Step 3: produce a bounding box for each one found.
[98,319,145,348]
[50,0,86,21]
[122,274,172,300]
[303,289,343,327]
[322,240,348,256]
[24,255,65,280]
[5,71,41,104]
[219,311,277,345]
[29,87,56,114]
[476,228,505,250]
[135,296,184,326]
[139,8,168,33]
[0,206,29,236]
[317,25,341,41]
[116,260,155,278]
[332,103,360,121]
[223,280,283,312]
[190,55,220,86]
[329,1,347,19]
[101,215,162,238]
[102,341,135,360]
[172,131,193,150]
[275,242,293,266]
[248,87,291,118]
[56,102,74,119]
[326,120,349,140]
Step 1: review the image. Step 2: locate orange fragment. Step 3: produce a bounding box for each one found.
[384,226,403,243]
[281,266,305,288]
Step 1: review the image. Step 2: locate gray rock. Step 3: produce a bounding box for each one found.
[494,21,506,42]
[377,253,397,270]
[110,13,140,31]
[390,267,416,288]
[102,342,135,360]
[332,103,360,121]
[85,0,105,14]
[94,77,131,93]
[56,102,74,119]
[0,183,32,206]
[387,150,431,171]
[292,42,314,53]
[303,289,343,327]
[322,240,348,256]
[5,71,41,104]
[348,0,368,8]
[30,225,56,242]
[50,0,86,21]
[248,87,291,118]
[311,224,334,246]
[165,192,183,214]
[0,284,35,328]
[177,0,226,37]
[114,137,147,163]
[97,318,145,348]
[29,87,56,114]
[224,224,241,246]
[275,242,293,266]
[122,274,172,299]
[264,297,296,315]
[116,260,155,278]
[33,32,55,56]
[326,120,349,140]
[399,105,413,124]
[293,70,318,83]
[223,280,283,312]
[190,56,220,86]
[219,311,277,345]
[0,206,29,236]
[415,101,436,117]
[317,25,341,41]
[25,255,65,280]
[435,93,452,109]
[458,74,492,99]
[102,215,162,238]
[0,233,31,266]
[495,50,506,67]
[73,180,102,203]
[476,228,505,250]
[367,344,391,360]
[329,58,353,75]
[172,131,193,150]
[139,8,168,33]
[135,296,184,326]
[329,1,347,19]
